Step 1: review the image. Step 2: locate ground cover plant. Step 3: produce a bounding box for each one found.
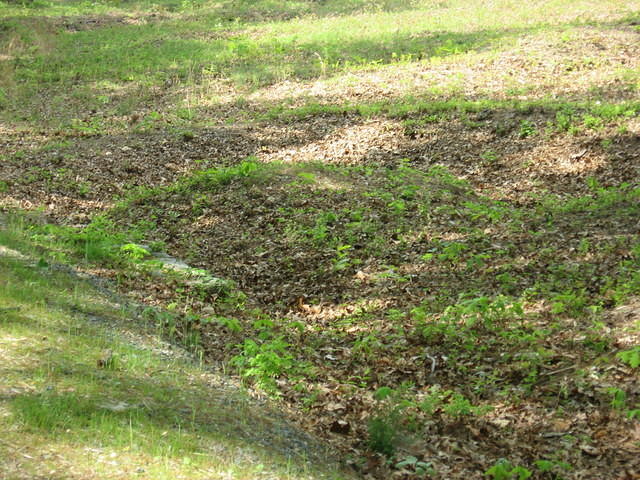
[1,0,640,478]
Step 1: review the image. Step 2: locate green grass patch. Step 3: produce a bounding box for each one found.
[1,0,638,126]
[263,95,640,129]
[0,232,351,480]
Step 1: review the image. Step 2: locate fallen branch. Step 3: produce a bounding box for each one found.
[424,351,437,374]
[540,365,578,377]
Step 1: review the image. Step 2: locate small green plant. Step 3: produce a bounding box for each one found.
[534,458,572,478]
[600,138,613,150]
[333,244,353,271]
[296,172,316,184]
[442,392,491,418]
[518,120,536,138]
[179,160,262,192]
[555,111,574,132]
[119,243,150,262]
[582,114,603,130]
[176,107,194,120]
[419,386,446,415]
[485,459,532,480]
[617,346,640,368]
[68,117,104,135]
[419,386,491,418]
[437,241,468,262]
[395,455,434,476]
[550,290,587,316]
[135,111,163,131]
[75,182,91,197]
[607,387,627,410]
[493,118,516,136]
[480,150,499,165]
[496,272,517,292]
[205,316,242,333]
[368,414,399,457]
[147,308,180,340]
[388,198,407,215]
[417,296,523,348]
[464,200,508,222]
[311,211,338,244]
[230,337,296,393]
[367,386,408,456]
[67,216,124,262]
[352,332,384,359]
[181,130,195,141]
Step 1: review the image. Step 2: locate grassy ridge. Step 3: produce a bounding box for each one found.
[0,228,351,480]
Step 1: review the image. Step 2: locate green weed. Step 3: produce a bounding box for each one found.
[607,387,627,410]
[518,120,536,138]
[367,385,412,456]
[230,337,297,393]
[534,458,572,478]
[617,346,640,368]
[333,244,353,271]
[395,456,434,476]
[485,459,532,480]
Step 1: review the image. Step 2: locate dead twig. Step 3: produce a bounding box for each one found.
[424,352,437,374]
[540,365,578,377]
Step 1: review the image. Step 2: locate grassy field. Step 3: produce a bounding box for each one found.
[1,0,640,478]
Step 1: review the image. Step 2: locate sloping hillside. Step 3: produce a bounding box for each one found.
[1,0,640,478]
[0,230,353,480]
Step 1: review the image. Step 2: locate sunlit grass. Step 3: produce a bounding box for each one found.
[1,0,638,127]
[0,233,351,480]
